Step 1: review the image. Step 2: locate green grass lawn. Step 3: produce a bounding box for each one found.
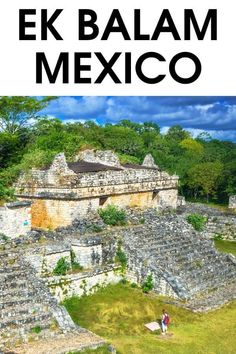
[64,283,236,354]
[68,346,110,354]
[214,240,236,256]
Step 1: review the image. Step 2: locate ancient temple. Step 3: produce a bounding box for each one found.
[15,150,179,229]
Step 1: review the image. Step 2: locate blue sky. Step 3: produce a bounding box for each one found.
[42,96,236,142]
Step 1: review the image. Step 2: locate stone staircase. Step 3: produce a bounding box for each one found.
[0,249,105,352]
[122,212,236,311]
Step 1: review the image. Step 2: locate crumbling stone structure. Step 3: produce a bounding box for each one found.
[15,150,179,229]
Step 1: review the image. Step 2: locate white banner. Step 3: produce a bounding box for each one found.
[0,0,235,95]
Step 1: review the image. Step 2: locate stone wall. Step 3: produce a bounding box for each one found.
[30,189,179,229]
[0,201,31,238]
[72,240,102,268]
[31,198,99,229]
[205,216,236,240]
[26,238,105,276]
[16,170,178,200]
[103,191,155,209]
[178,202,236,240]
[46,266,122,302]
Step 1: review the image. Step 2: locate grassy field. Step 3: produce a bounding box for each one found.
[68,346,110,354]
[214,240,236,256]
[64,283,236,354]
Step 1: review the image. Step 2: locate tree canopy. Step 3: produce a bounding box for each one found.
[0,96,55,134]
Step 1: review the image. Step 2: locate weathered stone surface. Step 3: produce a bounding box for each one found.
[229,195,236,209]
[76,149,122,168]
[0,248,79,350]
[142,154,158,169]
[46,265,122,302]
[177,196,186,207]
[178,202,236,240]
[0,201,31,238]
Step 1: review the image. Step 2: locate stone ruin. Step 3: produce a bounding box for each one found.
[0,150,236,351]
[229,195,236,209]
[15,150,179,230]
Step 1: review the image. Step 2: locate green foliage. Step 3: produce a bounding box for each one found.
[139,217,145,224]
[0,233,9,242]
[186,213,207,231]
[53,257,71,276]
[119,277,128,285]
[118,153,140,165]
[99,205,126,226]
[30,325,42,334]
[130,282,138,288]
[213,233,223,241]
[141,274,154,293]
[0,182,15,202]
[115,241,128,273]
[0,96,54,134]
[187,162,223,202]
[87,224,103,233]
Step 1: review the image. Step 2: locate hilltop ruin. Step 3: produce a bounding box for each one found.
[15,150,179,230]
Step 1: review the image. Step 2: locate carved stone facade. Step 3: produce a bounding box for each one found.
[15,150,179,229]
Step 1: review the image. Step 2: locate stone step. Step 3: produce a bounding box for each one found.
[3,330,105,354]
[0,266,22,274]
[0,303,49,319]
[0,279,32,291]
[0,288,37,300]
[184,282,236,312]
[0,297,33,310]
[0,322,56,349]
[0,311,52,330]
[0,270,28,280]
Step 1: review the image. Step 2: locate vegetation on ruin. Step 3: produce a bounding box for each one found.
[64,283,236,354]
[186,213,207,231]
[115,240,128,273]
[0,97,236,205]
[70,250,84,272]
[52,253,84,276]
[141,274,154,293]
[99,205,127,226]
[214,240,236,256]
[30,325,42,334]
[53,257,71,276]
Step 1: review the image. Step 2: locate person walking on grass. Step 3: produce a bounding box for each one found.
[161,309,170,334]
